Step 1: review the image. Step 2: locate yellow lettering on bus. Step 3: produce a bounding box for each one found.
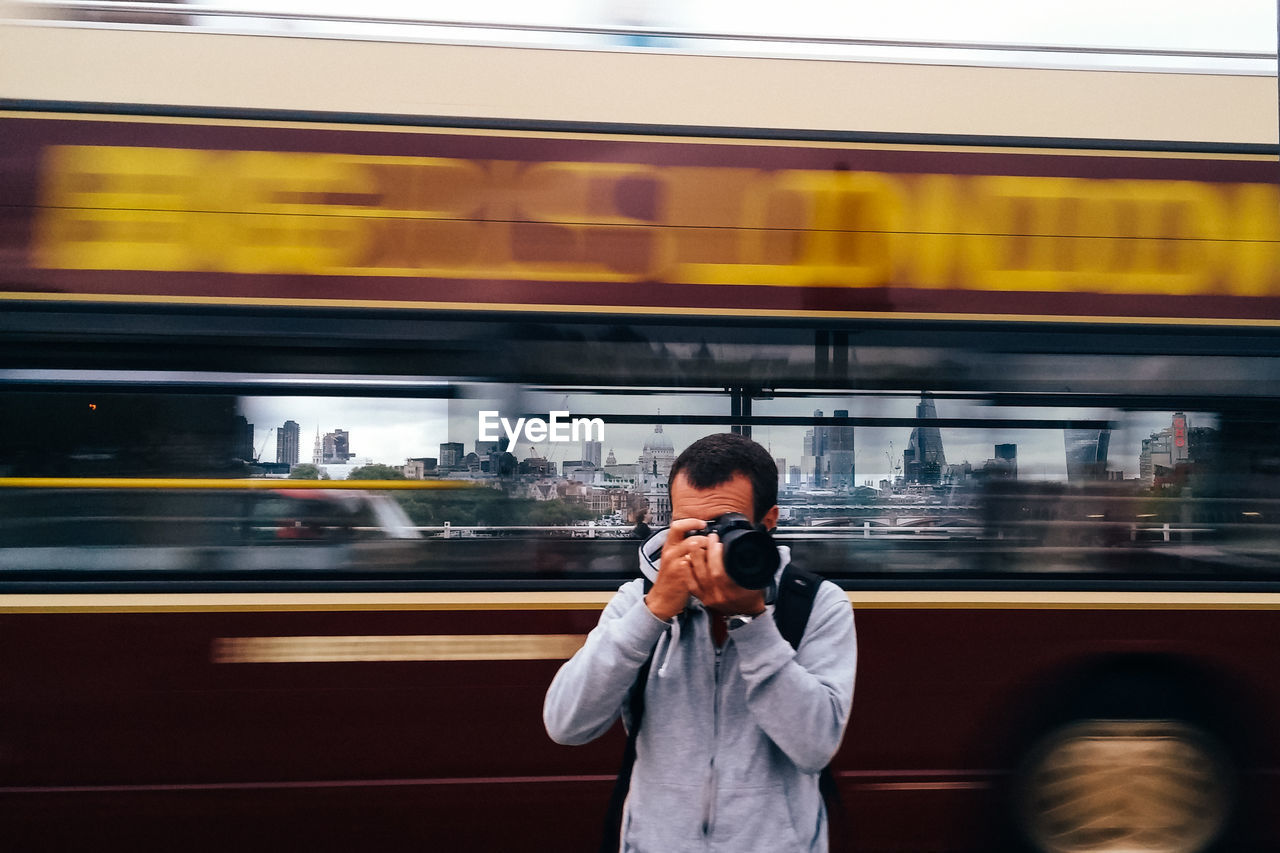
[674,170,905,287]
[33,145,208,271]
[217,151,373,274]
[963,176,1227,296]
[29,144,1280,306]
[514,161,672,281]
[1222,183,1280,297]
[1119,180,1227,295]
[349,156,488,274]
[661,166,760,282]
[898,173,966,289]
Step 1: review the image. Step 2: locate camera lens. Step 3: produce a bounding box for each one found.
[721,527,780,589]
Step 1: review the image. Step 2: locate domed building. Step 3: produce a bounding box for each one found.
[639,424,675,486]
[638,424,676,524]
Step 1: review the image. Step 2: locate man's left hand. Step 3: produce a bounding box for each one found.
[691,533,766,616]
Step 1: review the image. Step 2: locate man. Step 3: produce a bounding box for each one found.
[631,509,651,540]
[544,433,857,852]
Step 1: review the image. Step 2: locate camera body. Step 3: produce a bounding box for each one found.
[687,512,780,590]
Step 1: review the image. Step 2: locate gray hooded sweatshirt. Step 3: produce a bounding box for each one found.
[544,533,857,852]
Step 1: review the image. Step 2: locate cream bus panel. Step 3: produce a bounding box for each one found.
[0,21,1275,145]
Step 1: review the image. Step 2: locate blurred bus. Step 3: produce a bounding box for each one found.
[0,10,1278,852]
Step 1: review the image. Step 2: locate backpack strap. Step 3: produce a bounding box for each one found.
[773,565,824,651]
[599,654,651,853]
[597,577,657,852]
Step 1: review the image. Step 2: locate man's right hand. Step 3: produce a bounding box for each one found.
[645,517,711,621]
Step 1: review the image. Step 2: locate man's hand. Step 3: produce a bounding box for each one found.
[645,518,705,621]
[646,518,766,621]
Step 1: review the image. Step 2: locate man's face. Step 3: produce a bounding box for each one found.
[670,471,778,529]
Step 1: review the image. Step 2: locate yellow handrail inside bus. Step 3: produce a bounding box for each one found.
[0,478,475,490]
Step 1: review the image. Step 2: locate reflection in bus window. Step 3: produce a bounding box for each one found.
[2,376,1278,584]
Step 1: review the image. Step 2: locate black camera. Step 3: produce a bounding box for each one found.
[687,513,780,590]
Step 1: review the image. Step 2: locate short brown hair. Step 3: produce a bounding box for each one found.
[669,433,777,522]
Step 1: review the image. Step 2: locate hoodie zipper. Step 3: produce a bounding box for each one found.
[703,618,722,837]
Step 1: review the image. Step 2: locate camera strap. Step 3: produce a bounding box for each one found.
[599,565,838,852]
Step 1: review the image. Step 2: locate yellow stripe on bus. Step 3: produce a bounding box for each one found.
[5,590,1280,614]
[849,590,1280,610]
[0,592,618,614]
[4,291,1280,328]
[0,478,473,490]
[212,633,587,663]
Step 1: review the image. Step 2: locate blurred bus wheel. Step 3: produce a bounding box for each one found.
[1017,719,1233,853]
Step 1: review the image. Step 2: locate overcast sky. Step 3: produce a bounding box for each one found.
[185,0,1275,68]
[188,0,1277,49]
